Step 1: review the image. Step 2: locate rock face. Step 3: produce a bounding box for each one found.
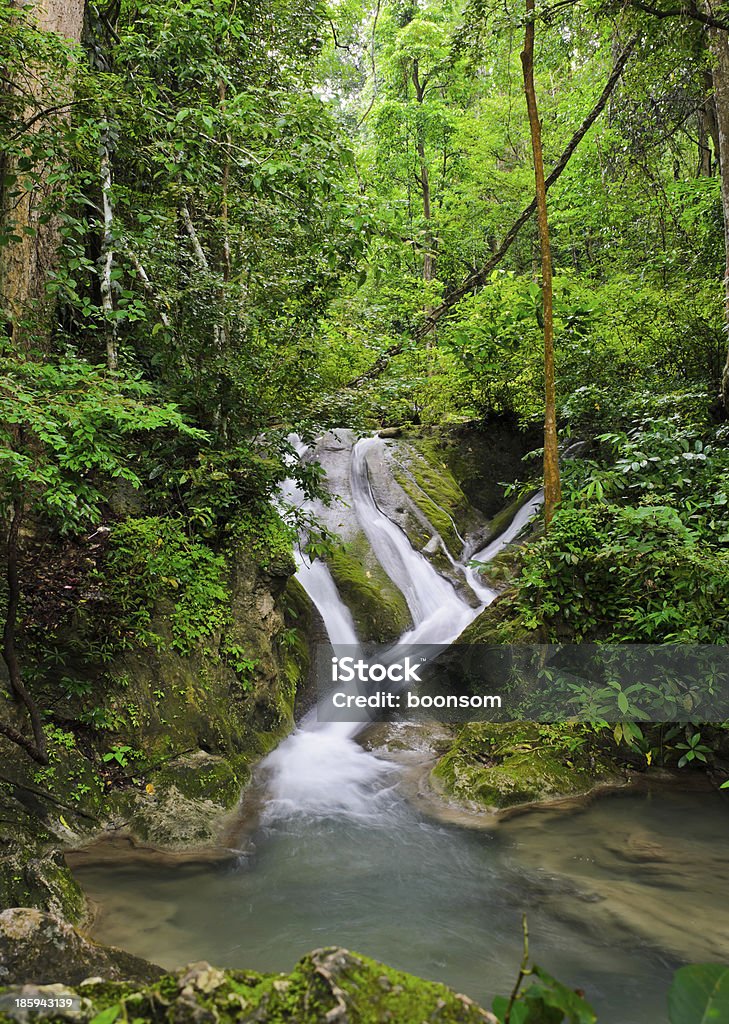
[0,939,495,1023]
[432,722,622,811]
[0,546,311,920]
[0,909,163,986]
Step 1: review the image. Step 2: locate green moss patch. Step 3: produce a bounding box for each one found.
[389,439,477,556]
[328,533,411,643]
[433,722,619,809]
[0,944,492,1023]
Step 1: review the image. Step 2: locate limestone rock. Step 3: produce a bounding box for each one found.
[0,908,163,986]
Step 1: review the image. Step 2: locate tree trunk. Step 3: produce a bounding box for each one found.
[100,136,118,370]
[0,0,86,345]
[411,62,435,283]
[521,0,562,527]
[706,2,729,409]
[416,131,434,282]
[0,495,48,765]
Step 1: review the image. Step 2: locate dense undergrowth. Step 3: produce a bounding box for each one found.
[1,0,729,1018]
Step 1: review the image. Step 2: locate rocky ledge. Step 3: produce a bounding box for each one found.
[0,911,495,1024]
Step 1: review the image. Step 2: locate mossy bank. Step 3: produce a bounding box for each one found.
[431,722,624,812]
[0,911,494,1024]
[0,526,312,923]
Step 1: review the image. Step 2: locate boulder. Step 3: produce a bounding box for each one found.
[0,909,163,986]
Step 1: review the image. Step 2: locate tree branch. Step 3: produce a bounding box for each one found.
[121,242,171,329]
[629,0,729,30]
[180,203,210,271]
[99,136,118,371]
[357,0,382,128]
[10,100,85,140]
[344,35,638,388]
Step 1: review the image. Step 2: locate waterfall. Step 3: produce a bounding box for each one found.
[296,558,358,650]
[261,432,541,821]
[350,437,484,645]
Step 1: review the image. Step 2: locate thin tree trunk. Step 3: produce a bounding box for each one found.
[704,69,721,172]
[412,62,434,284]
[99,137,118,370]
[417,133,434,282]
[1,495,48,765]
[180,203,209,271]
[122,244,171,329]
[706,2,729,409]
[343,38,637,387]
[521,0,561,527]
[697,103,714,176]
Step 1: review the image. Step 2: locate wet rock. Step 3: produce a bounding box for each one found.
[0,909,163,986]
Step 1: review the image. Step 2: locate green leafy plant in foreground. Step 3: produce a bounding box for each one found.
[492,920,729,1023]
[667,963,729,1024]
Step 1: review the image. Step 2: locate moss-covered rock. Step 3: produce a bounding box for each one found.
[387,437,485,557]
[0,772,88,924]
[432,722,620,810]
[328,533,411,643]
[0,542,312,914]
[422,419,541,519]
[0,941,495,1023]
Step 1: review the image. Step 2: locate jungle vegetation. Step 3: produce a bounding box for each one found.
[0,0,727,781]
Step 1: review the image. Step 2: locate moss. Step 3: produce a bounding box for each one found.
[328,533,411,643]
[433,722,618,809]
[151,753,247,806]
[0,852,85,924]
[0,946,492,1023]
[1,541,311,902]
[390,439,475,556]
[412,419,542,518]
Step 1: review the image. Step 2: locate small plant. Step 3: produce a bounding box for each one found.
[61,676,93,698]
[222,642,258,690]
[675,730,713,768]
[277,627,299,651]
[102,745,134,768]
[80,706,126,731]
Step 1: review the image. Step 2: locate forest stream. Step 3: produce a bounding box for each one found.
[70,435,729,1024]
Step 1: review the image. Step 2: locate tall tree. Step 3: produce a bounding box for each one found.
[705,0,729,409]
[0,0,85,343]
[521,0,561,525]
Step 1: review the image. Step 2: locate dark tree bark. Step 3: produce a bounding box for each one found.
[0,495,48,764]
[706,1,729,408]
[0,0,86,344]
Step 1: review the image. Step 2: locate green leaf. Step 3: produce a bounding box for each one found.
[520,967,596,1024]
[492,996,530,1024]
[668,964,729,1024]
[90,1006,121,1024]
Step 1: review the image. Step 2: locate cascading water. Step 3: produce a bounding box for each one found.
[73,430,729,1024]
[350,436,492,645]
[262,433,538,821]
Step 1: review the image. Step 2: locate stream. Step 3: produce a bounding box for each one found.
[72,434,729,1023]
